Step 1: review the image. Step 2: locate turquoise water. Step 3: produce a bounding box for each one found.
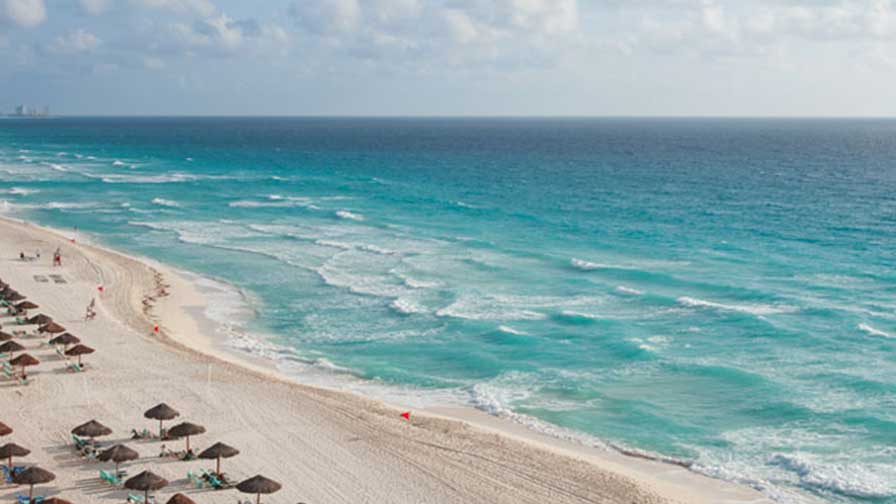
[1,118,895,503]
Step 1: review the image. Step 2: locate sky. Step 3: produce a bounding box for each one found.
[1,0,895,116]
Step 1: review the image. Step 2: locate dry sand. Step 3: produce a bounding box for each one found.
[0,216,773,504]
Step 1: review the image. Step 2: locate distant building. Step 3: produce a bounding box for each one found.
[8,105,48,117]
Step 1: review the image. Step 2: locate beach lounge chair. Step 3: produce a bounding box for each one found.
[131,428,153,440]
[187,470,205,489]
[101,469,123,486]
[201,469,228,489]
[127,494,153,504]
[68,362,83,373]
[2,465,26,483]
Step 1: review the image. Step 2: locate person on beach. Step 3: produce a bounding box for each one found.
[53,247,62,267]
[19,251,25,261]
[85,298,96,321]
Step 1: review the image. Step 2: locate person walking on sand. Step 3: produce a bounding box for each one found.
[53,247,62,267]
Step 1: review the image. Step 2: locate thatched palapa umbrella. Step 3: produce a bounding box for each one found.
[0,422,12,436]
[49,333,80,349]
[5,292,25,302]
[10,353,39,378]
[167,422,205,452]
[27,314,52,325]
[15,301,38,315]
[39,322,66,334]
[198,442,239,476]
[0,341,25,360]
[124,470,167,504]
[0,331,14,342]
[72,419,113,441]
[237,475,282,504]
[65,344,95,367]
[0,442,30,471]
[13,466,55,501]
[144,403,179,438]
[43,498,74,504]
[98,444,139,476]
[167,493,195,504]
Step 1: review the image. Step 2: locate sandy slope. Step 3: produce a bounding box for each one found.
[0,216,772,504]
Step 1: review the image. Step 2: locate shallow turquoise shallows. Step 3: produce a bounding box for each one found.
[1,118,895,503]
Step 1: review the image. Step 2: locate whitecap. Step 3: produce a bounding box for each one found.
[400,276,441,289]
[616,285,643,296]
[6,187,39,196]
[336,210,364,221]
[677,296,797,316]
[858,323,893,339]
[389,298,427,315]
[497,325,528,336]
[112,160,126,166]
[151,198,180,208]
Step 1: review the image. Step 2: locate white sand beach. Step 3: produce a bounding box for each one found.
[0,215,772,504]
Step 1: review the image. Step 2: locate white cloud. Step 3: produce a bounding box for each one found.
[289,0,361,34]
[131,0,216,17]
[80,0,110,15]
[143,55,165,69]
[4,0,46,27]
[48,28,101,54]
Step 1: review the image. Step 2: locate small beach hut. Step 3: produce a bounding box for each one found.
[125,471,168,504]
[38,322,65,334]
[144,403,179,438]
[10,353,39,378]
[27,314,52,325]
[13,466,55,502]
[167,422,206,452]
[72,419,113,441]
[49,333,80,349]
[0,341,25,360]
[237,475,282,504]
[198,442,239,476]
[0,442,30,471]
[167,493,196,504]
[65,344,95,367]
[98,444,139,476]
[0,422,12,436]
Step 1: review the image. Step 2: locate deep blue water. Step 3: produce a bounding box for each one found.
[1,117,895,503]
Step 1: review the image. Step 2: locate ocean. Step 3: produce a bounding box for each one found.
[1,117,894,503]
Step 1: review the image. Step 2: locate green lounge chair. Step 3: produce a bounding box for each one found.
[187,470,205,489]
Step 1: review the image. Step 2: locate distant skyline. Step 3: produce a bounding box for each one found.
[2,0,895,117]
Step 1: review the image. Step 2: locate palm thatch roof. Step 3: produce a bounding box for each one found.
[236,475,282,495]
[71,420,112,438]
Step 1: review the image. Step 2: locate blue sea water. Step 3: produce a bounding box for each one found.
[1,117,895,503]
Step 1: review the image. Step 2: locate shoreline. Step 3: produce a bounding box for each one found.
[0,214,775,504]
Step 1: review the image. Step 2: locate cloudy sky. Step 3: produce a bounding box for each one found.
[1,0,894,116]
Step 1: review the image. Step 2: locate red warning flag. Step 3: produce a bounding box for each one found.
[400,412,410,420]
[98,285,104,293]
[153,325,160,333]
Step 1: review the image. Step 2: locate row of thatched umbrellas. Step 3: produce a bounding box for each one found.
[0,314,96,376]
[1,282,283,503]
[2,415,282,504]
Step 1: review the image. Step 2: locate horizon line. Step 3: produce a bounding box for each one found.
[4,114,896,120]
